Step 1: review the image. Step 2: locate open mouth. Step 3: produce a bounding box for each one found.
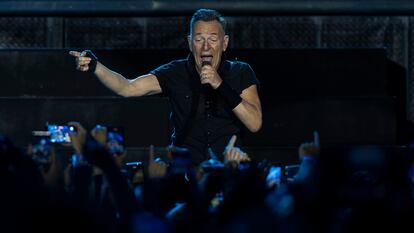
[201,55,213,63]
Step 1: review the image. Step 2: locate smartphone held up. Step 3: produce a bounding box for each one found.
[47,124,76,144]
[106,126,125,156]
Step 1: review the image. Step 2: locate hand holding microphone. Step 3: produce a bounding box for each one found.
[200,61,222,89]
[200,61,212,85]
[200,60,242,110]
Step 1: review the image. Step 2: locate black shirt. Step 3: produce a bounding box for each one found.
[150,53,259,164]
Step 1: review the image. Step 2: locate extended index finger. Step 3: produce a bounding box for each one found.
[226,135,237,150]
[207,147,217,160]
[313,130,320,148]
[69,51,81,57]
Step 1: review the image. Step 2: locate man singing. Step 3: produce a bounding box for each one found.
[69,8,262,164]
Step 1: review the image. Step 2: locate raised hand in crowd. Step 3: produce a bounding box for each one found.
[298,130,320,161]
[293,130,320,184]
[148,144,168,179]
[81,123,140,228]
[67,121,88,157]
[26,133,66,193]
[223,135,250,168]
[90,124,107,145]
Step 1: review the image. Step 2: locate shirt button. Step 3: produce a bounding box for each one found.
[207,131,211,136]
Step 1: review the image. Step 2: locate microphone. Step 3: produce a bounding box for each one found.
[201,61,214,111]
[202,61,211,67]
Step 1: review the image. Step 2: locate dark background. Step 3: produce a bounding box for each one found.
[0,0,412,165]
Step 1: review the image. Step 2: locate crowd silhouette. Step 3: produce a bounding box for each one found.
[1,124,414,233]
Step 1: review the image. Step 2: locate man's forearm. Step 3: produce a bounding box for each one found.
[218,84,262,133]
[233,100,262,133]
[94,62,132,97]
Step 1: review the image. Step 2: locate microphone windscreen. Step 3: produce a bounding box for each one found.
[202,61,211,67]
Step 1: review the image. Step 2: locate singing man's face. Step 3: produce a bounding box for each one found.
[188,20,229,73]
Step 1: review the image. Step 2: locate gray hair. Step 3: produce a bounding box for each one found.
[189,8,227,36]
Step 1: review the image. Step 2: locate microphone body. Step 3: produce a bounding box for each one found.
[201,61,214,111]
